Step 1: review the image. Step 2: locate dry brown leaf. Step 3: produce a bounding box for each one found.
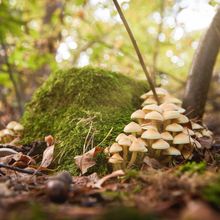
[74,147,102,174]
[40,144,55,168]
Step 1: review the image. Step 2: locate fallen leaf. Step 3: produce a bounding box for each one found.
[40,144,55,168]
[74,147,103,174]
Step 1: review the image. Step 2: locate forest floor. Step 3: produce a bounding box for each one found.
[1,112,220,220]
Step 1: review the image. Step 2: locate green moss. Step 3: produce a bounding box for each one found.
[22,66,147,174]
[177,161,206,175]
[202,175,220,208]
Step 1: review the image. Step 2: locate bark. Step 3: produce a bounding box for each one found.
[183,7,220,119]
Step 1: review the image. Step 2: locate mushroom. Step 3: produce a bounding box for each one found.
[118,137,132,167]
[123,122,142,136]
[163,110,180,127]
[165,123,184,135]
[6,121,20,130]
[128,139,148,167]
[115,133,127,142]
[183,127,195,136]
[0,129,14,143]
[191,122,203,130]
[109,143,123,154]
[176,114,189,124]
[13,123,24,135]
[173,132,191,151]
[202,129,213,138]
[141,128,161,146]
[145,88,168,97]
[142,97,157,106]
[163,146,181,156]
[108,153,123,170]
[163,95,182,105]
[144,111,163,131]
[131,109,145,124]
[161,131,173,142]
[142,104,162,114]
[151,139,170,158]
[141,123,157,131]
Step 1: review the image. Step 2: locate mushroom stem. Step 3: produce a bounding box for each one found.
[127,152,138,168]
[155,149,161,158]
[122,146,128,168]
[113,163,122,171]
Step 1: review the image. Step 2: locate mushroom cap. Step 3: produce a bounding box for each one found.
[108,153,123,164]
[165,123,184,132]
[163,95,182,105]
[141,129,161,140]
[142,104,162,113]
[163,111,180,120]
[202,129,213,137]
[137,138,147,147]
[177,114,189,124]
[128,134,137,142]
[6,121,20,130]
[14,124,24,132]
[140,93,148,100]
[183,127,195,136]
[191,122,203,130]
[141,123,157,130]
[152,139,170,149]
[173,133,190,144]
[129,140,148,152]
[118,137,132,146]
[145,111,163,121]
[124,122,142,133]
[145,88,168,97]
[160,103,179,111]
[163,147,181,156]
[115,133,127,142]
[131,109,145,120]
[195,132,203,138]
[161,131,173,141]
[2,129,14,136]
[109,143,123,153]
[142,97,157,106]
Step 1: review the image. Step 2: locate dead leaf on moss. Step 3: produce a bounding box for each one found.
[40,144,55,168]
[74,147,103,174]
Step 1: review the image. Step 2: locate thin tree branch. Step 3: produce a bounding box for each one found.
[152,0,165,84]
[112,0,159,104]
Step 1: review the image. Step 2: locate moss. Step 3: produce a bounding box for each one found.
[177,161,206,175]
[202,175,220,209]
[22,66,147,174]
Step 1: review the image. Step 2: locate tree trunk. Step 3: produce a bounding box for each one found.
[183,7,220,120]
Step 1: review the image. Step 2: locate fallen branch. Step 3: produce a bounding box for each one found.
[0,163,43,176]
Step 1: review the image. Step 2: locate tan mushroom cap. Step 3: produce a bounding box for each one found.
[165,123,184,132]
[177,114,189,124]
[152,139,170,149]
[163,95,182,105]
[116,133,127,142]
[108,153,123,164]
[109,143,123,153]
[141,124,157,130]
[14,124,24,132]
[2,129,14,136]
[142,104,162,113]
[145,88,168,97]
[183,127,195,136]
[195,132,203,138]
[140,93,148,100]
[131,109,145,120]
[160,103,179,111]
[6,121,20,130]
[202,129,213,137]
[124,122,142,133]
[129,140,148,152]
[173,132,191,144]
[137,138,147,147]
[163,147,181,156]
[142,97,157,106]
[163,111,180,120]
[191,122,203,130]
[118,137,132,146]
[161,131,173,141]
[141,129,161,140]
[145,111,163,121]
[128,134,137,142]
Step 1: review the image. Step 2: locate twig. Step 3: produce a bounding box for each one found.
[0,163,43,175]
[112,0,159,104]
[152,0,165,83]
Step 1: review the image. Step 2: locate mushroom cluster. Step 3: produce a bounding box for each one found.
[0,121,24,144]
[105,88,213,170]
